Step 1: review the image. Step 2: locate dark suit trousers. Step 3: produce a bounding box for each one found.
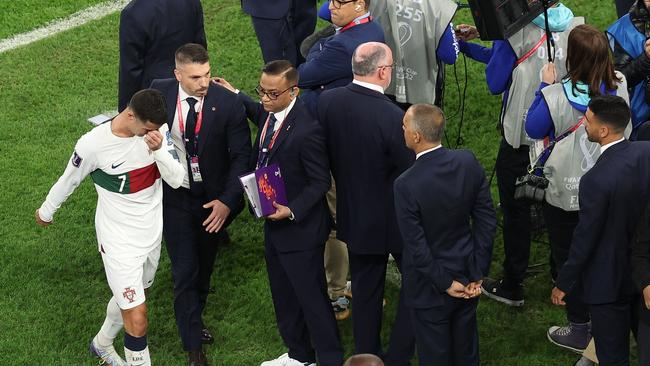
[590,300,633,366]
[495,139,532,287]
[348,252,415,364]
[265,239,343,366]
[543,203,590,324]
[250,2,316,66]
[163,188,222,351]
[409,297,479,366]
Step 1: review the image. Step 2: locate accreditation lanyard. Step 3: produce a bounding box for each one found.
[256,113,285,169]
[176,94,204,155]
[339,15,372,33]
[531,116,586,172]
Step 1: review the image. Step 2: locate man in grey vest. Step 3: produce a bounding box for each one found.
[457,3,581,307]
[370,0,459,108]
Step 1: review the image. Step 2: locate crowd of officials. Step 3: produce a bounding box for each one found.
[33,0,650,365]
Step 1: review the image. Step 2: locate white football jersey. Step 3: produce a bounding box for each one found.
[39,121,184,259]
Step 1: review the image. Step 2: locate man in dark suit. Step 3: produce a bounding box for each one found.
[298,0,385,116]
[150,44,251,366]
[394,104,496,366]
[552,95,650,366]
[119,0,207,112]
[318,42,415,364]
[241,0,317,66]
[215,60,343,366]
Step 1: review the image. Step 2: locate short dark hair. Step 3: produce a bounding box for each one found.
[261,59,299,85]
[352,43,386,76]
[129,89,168,125]
[175,43,209,65]
[407,103,446,143]
[588,95,630,132]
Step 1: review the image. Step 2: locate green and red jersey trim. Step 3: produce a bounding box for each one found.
[90,163,160,194]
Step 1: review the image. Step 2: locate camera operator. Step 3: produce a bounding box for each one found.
[456,3,581,309]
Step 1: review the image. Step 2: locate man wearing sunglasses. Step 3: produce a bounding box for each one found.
[298,0,385,117]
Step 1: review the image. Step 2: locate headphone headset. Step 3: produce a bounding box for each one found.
[355,5,361,10]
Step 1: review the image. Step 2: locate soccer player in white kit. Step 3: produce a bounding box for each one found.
[35,89,184,366]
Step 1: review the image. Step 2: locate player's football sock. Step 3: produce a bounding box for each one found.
[96,296,123,347]
[124,332,151,366]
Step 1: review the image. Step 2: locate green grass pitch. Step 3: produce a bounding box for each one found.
[0,0,634,365]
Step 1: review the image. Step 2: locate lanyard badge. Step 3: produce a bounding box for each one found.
[176,94,205,155]
[189,156,203,182]
[177,94,205,182]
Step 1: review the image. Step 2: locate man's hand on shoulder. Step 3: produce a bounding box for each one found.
[212,77,238,94]
[35,209,51,227]
[202,199,231,233]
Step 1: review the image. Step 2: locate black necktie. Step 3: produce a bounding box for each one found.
[185,97,198,156]
[261,113,277,151]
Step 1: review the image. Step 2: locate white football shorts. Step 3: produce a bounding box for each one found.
[101,244,161,310]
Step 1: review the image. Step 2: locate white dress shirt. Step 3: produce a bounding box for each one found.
[170,85,204,188]
[416,144,442,160]
[270,97,297,132]
[352,79,384,94]
[600,137,625,154]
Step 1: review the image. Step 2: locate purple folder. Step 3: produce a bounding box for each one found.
[255,163,288,217]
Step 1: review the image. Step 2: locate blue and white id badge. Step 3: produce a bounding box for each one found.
[190,156,203,182]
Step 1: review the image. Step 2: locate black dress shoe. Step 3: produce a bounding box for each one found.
[188,349,208,366]
[201,328,214,345]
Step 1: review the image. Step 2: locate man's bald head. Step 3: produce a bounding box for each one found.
[344,354,385,366]
[351,42,392,77]
[405,103,446,143]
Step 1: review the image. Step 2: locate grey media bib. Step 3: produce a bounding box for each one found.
[503,17,583,148]
[372,0,457,104]
[539,72,629,211]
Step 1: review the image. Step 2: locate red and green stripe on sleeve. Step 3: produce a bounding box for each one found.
[90,163,160,194]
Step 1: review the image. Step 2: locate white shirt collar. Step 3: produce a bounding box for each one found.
[352,79,384,94]
[416,144,442,160]
[271,98,297,130]
[600,137,625,154]
[178,85,203,109]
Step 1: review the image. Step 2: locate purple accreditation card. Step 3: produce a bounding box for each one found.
[254,163,288,217]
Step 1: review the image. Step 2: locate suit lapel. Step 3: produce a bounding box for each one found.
[197,92,217,155]
[267,107,298,162]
